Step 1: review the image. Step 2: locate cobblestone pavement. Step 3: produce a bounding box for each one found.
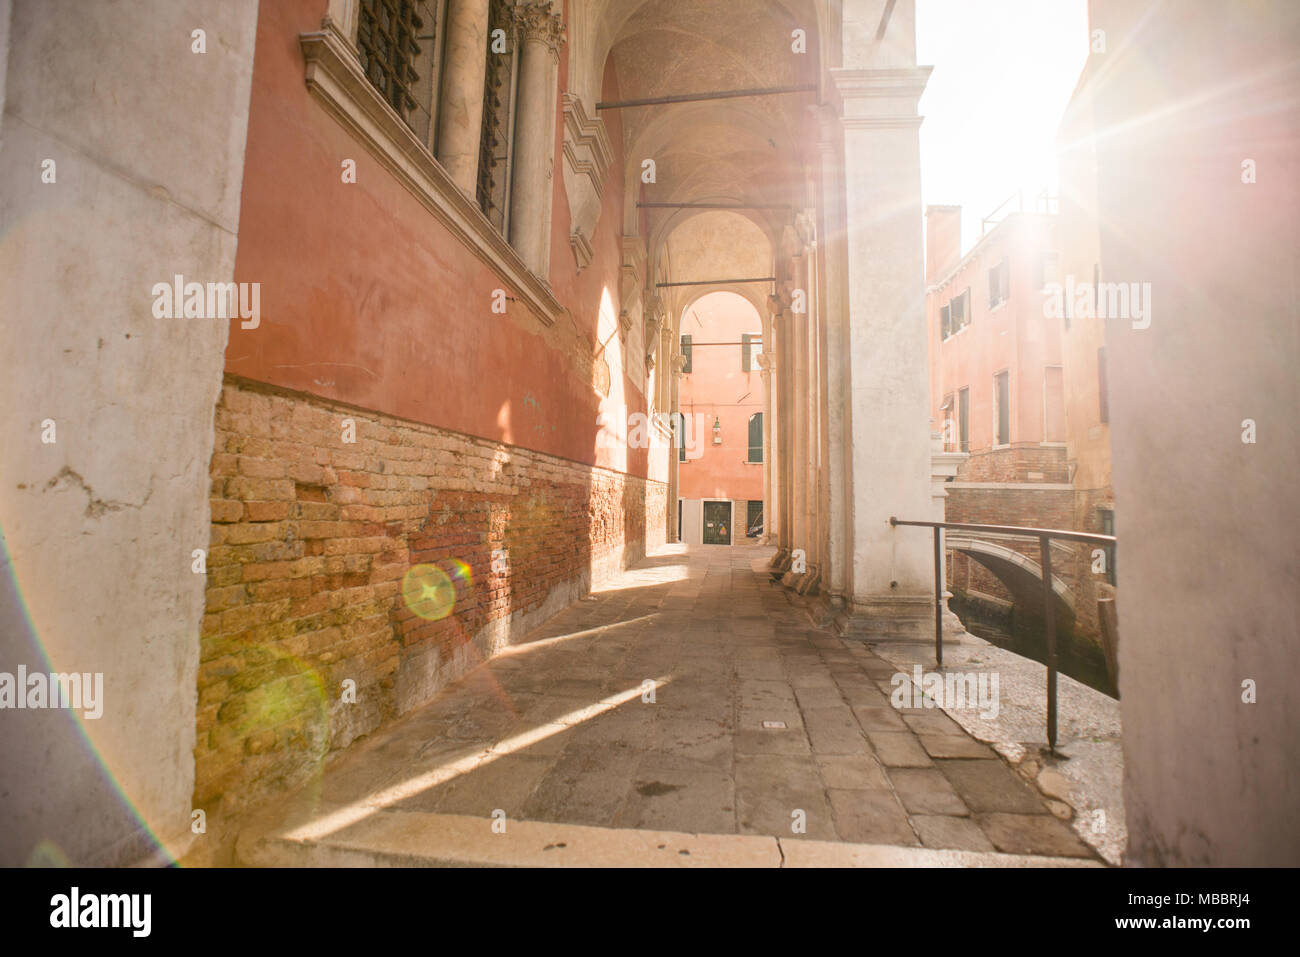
[250,544,1099,861]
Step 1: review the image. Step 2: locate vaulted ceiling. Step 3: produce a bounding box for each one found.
[587,0,822,328]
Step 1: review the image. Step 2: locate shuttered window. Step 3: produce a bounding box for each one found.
[995,371,1010,446]
[476,0,519,234]
[1098,346,1109,424]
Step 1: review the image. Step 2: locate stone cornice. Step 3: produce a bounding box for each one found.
[829,66,931,132]
[562,94,614,179]
[299,27,561,327]
[561,93,614,271]
[830,67,932,102]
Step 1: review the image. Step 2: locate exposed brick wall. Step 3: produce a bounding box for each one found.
[958,443,1069,483]
[945,485,1075,533]
[195,378,666,816]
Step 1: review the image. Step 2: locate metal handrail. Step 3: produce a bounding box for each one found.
[890,517,1117,753]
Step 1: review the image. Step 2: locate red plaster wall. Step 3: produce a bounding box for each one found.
[227,0,645,475]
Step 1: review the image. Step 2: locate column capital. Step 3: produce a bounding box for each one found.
[515,2,566,56]
[828,66,931,131]
[795,209,817,250]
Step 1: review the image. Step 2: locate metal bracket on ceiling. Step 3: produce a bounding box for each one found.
[596,84,817,110]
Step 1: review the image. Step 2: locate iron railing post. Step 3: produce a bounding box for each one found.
[933,526,943,667]
[891,517,1115,756]
[1040,535,1058,753]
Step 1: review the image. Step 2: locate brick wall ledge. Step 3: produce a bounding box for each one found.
[946,482,1074,491]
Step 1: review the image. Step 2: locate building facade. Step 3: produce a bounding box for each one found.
[676,291,765,545]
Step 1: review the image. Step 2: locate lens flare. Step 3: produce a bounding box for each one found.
[26,840,71,868]
[448,558,472,587]
[401,563,456,621]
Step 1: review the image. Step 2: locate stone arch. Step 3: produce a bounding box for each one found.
[655,210,774,342]
[945,535,1077,619]
[568,0,821,116]
[620,99,802,241]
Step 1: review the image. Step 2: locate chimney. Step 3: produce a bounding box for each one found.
[926,205,962,283]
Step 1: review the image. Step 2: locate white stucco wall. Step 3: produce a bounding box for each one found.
[0,0,259,865]
[1089,0,1300,865]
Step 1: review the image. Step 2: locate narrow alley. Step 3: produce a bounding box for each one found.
[238,545,1097,866]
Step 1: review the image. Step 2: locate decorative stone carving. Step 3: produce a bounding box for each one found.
[562,93,614,271]
[620,236,645,314]
[644,293,666,354]
[514,1,565,54]
[298,24,562,325]
[795,209,817,249]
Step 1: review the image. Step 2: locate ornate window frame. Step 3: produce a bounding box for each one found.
[301,0,561,325]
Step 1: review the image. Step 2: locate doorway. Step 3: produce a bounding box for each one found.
[702,501,732,545]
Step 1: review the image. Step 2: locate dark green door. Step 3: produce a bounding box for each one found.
[702,501,731,545]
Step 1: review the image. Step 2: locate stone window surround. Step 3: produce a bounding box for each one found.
[301,0,562,327]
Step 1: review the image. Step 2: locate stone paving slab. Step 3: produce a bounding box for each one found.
[239,808,1102,868]
[239,544,1104,866]
[866,627,1124,863]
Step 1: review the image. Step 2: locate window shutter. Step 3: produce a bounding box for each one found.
[742,334,752,372]
[941,304,950,339]
[959,387,970,452]
[680,334,692,373]
[1098,346,1109,424]
[996,371,1010,445]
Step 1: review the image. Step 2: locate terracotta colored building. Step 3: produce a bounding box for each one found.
[676,291,765,545]
[926,197,1115,680]
[927,201,1065,478]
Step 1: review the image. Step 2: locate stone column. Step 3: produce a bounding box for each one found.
[782,240,811,587]
[797,217,823,592]
[436,0,492,195]
[508,2,564,276]
[768,295,792,566]
[818,106,853,606]
[757,353,774,545]
[670,350,688,542]
[831,64,936,640]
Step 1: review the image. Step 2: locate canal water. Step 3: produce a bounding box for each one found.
[950,595,1118,699]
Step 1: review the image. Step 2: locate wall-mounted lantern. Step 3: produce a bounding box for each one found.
[712,416,722,445]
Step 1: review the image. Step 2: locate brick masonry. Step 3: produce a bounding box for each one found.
[957,443,1069,484]
[195,377,667,817]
